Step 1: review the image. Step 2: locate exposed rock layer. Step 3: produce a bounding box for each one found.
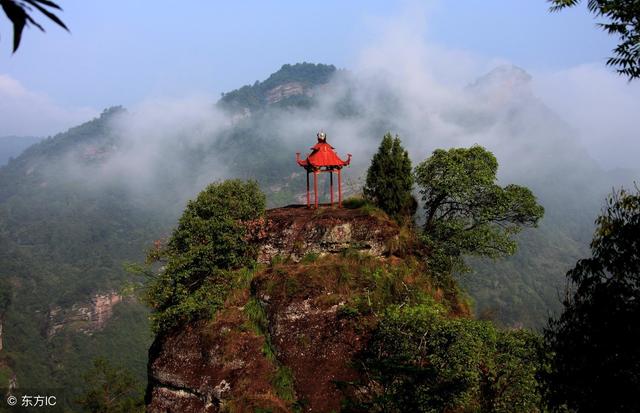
[46,292,123,337]
[246,205,399,264]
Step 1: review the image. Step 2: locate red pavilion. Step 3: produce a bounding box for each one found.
[296,131,352,208]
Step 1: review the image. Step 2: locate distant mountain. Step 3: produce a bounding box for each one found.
[458,65,638,327]
[0,136,43,166]
[0,120,158,411]
[219,62,337,112]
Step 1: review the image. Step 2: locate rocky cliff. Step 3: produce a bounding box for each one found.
[246,205,400,264]
[146,206,465,412]
[46,292,123,338]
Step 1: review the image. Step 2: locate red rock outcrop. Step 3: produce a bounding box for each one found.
[266,82,308,104]
[246,205,399,264]
[46,292,123,337]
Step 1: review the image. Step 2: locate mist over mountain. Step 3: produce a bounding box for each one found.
[0,60,637,409]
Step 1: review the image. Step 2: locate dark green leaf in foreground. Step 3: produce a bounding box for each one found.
[0,0,68,52]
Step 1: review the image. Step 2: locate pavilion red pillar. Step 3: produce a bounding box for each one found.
[313,170,319,209]
[330,171,334,206]
[338,168,342,208]
[306,171,310,208]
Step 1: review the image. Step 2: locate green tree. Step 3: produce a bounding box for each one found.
[545,187,640,413]
[549,0,640,80]
[349,304,548,412]
[0,0,67,52]
[76,358,144,413]
[364,133,416,220]
[144,179,266,332]
[414,146,544,274]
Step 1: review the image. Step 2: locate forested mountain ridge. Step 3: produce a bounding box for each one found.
[0,62,636,410]
[0,107,164,406]
[219,62,337,112]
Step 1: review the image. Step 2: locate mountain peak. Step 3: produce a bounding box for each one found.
[472,64,532,87]
[218,62,337,112]
[467,64,533,103]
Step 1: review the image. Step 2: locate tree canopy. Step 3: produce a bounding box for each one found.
[363,133,416,220]
[0,0,67,52]
[545,187,640,412]
[549,0,640,80]
[349,303,548,412]
[414,146,544,274]
[76,358,144,413]
[144,179,266,332]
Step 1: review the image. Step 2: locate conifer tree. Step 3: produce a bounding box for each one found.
[364,133,415,219]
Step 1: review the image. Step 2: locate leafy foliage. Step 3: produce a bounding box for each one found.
[545,187,640,412]
[549,0,640,80]
[0,0,68,52]
[76,358,144,413]
[364,133,416,220]
[348,304,548,412]
[414,146,544,274]
[144,179,265,332]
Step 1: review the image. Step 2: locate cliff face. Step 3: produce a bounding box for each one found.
[146,310,279,412]
[46,292,123,338]
[265,82,308,104]
[146,206,454,412]
[147,263,374,412]
[246,205,400,264]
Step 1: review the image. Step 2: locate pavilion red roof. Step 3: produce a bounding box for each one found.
[297,141,351,169]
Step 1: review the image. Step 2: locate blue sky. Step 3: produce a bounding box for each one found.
[0,0,615,108]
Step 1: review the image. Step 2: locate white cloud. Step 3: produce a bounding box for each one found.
[532,64,640,170]
[0,74,98,137]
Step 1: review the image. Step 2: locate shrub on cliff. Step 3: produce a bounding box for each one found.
[414,146,544,275]
[349,304,548,412]
[364,133,416,220]
[144,179,266,332]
